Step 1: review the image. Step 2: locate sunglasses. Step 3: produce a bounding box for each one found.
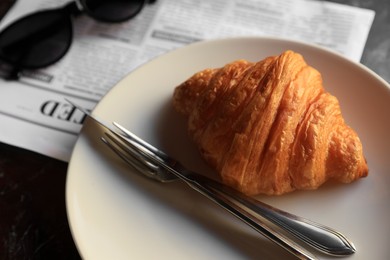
[0,0,155,80]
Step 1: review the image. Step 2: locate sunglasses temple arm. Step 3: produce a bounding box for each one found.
[64,2,83,16]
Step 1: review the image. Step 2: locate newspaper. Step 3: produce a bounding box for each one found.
[0,0,375,161]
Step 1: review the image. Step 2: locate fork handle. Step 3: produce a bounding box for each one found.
[183,176,317,260]
[187,174,355,257]
[229,190,356,256]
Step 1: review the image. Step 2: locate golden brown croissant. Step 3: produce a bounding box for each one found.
[173,50,368,195]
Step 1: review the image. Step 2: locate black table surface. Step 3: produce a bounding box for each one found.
[0,0,389,259]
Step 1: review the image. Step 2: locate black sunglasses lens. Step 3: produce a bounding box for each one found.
[82,0,146,23]
[0,9,72,69]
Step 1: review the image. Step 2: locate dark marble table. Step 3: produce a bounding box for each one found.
[0,1,389,259]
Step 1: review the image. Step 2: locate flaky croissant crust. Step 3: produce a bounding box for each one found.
[173,50,368,195]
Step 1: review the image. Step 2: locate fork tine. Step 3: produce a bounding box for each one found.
[102,130,176,182]
[101,135,164,182]
[112,121,168,161]
[104,131,159,171]
[108,124,164,165]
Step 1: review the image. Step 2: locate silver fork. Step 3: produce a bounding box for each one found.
[67,99,355,259]
[101,124,316,260]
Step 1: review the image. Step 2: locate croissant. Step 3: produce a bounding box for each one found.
[172,50,368,195]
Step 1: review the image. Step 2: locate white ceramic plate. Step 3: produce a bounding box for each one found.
[66,37,390,260]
